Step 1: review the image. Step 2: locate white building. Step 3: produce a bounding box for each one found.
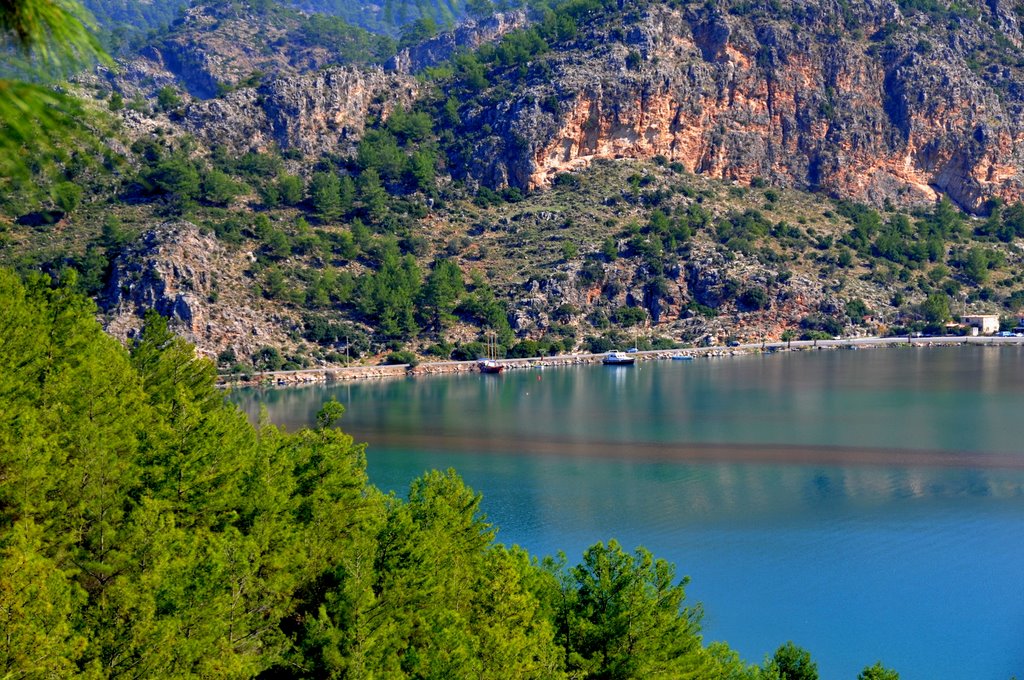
[963,314,1000,335]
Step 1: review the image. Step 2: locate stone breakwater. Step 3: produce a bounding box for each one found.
[222,350,679,387]
[218,345,826,388]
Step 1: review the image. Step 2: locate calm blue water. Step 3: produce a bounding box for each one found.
[235,346,1024,679]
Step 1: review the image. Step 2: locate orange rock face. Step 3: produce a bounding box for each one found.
[504,5,1024,212]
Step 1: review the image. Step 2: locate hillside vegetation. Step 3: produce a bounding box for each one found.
[4,124,1023,373]
[79,0,191,51]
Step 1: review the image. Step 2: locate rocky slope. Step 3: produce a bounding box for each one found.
[92,169,856,362]
[81,0,468,40]
[105,1,396,101]
[170,9,526,155]
[108,0,1024,214]
[98,3,525,158]
[180,66,420,156]
[102,221,300,357]
[452,0,1024,213]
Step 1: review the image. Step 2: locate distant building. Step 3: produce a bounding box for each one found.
[963,314,1000,335]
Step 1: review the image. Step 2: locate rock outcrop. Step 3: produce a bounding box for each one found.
[261,67,419,155]
[386,11,529,74]
[132,4,335,98]
[102,221,297,359]
[180,66,419,155]
[101,0,1024,212]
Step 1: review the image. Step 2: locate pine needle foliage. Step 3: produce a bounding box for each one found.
[0,0,110,182]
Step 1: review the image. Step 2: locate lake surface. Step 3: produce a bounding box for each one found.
[233,346,1024,679]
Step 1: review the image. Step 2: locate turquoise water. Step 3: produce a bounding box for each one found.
[234,346,1024,679]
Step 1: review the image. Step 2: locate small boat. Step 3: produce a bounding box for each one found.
[479,330,504,373]
[478,359,504,374]
[671,353,693,361]
[603,351,636,365]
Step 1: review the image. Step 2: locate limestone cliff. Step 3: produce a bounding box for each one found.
[130,3,394,97]
[454,0,1024,213]
[103,0,1024,211]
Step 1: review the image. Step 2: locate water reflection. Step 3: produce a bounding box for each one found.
[233,346,1024,507]
[236,346,1024,455]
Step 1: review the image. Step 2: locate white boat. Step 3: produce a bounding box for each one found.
[671,353,693,361]
[603,351,636,365]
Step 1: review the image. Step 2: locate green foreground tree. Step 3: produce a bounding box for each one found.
[858,661,900,680]
[550,539,713,679]
[764,641,819,680]
[0,0,109,181]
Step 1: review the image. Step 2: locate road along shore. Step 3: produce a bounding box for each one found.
[218,335,1024,388]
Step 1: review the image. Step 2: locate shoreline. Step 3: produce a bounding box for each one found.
[219,334,1024,388]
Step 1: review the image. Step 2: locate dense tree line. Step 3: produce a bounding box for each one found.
[0,268,902,678]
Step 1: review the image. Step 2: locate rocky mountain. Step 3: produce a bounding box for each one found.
[179,66,420,156]
[80,0,192,50]
[81,0,472,44]
[116,0,1024,215]
[291,0,470,35]
[8,0,1024,371]
[168,9,529,154]
[99,4,523,156]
